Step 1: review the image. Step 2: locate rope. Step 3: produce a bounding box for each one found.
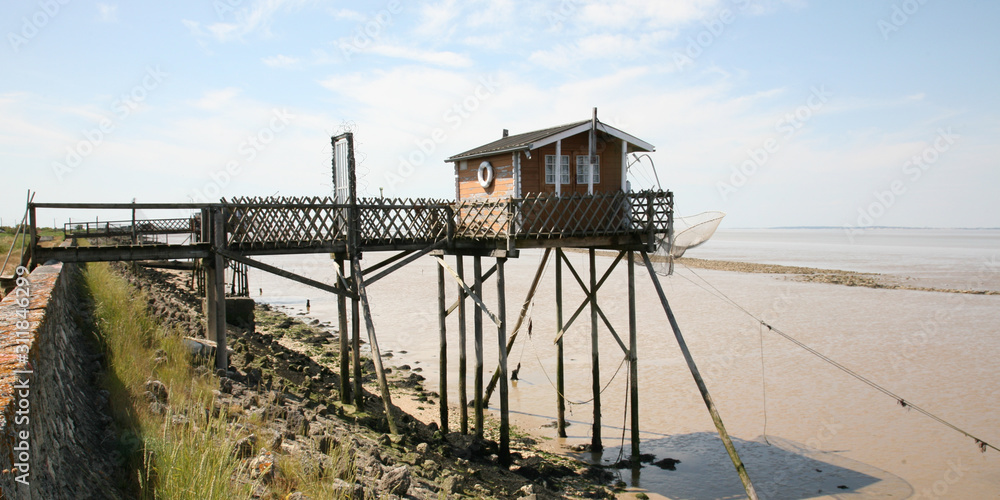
[759,322,770,446]
[673,262,999,455]
[529,330,630,406]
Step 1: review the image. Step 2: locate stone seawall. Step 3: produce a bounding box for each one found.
[0,263,119,499]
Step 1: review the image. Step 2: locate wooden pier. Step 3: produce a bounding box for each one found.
[16,127,760,497]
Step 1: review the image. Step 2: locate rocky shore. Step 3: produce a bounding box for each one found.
[116,263,626,499]
[675,257,999,294]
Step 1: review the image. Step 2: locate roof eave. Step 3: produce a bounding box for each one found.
[446,145,530,162]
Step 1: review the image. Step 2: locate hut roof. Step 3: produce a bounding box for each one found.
[447,119,655,162]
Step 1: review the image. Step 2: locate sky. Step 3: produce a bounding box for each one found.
[2,0,999,229]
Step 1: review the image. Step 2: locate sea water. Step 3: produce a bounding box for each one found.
[252,229,1000,498]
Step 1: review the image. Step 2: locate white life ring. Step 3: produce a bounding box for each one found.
[477,161,494,188]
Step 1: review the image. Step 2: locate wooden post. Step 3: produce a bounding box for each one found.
[628,250,640,461]
[338,258,351,404]
[589,248,602,451]
[457,256,469,434]
[351,257,398,435]
[473,255,484,438]
[437,261,449,433]
[211,207,228,372]
[640,251,759,499]
[496,257,510,464]
[351,264,363,408]
[484,248,551,404]
[556,249,567,438]
[27,204,36,269]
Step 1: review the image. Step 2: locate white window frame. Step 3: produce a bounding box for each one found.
[545,155,570,184]
[576,155,600,184]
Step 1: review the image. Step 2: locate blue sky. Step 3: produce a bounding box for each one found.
[2,0,998,229]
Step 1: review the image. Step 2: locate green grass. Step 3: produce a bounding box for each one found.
[82,262,356,499]
[83,262,253,499]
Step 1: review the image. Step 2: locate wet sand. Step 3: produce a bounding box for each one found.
[255,250,1000,499]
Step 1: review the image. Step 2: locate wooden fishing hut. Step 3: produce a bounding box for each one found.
[25,109,758,497]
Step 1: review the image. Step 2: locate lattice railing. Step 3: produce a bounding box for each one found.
[453,190,672,240]
[356,198,451,246]
[224,196,346,249]
[454,198,511,240]
[221,191,672,249]
[64,218,196,238]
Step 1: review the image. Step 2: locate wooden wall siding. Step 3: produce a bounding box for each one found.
[518,132,623,196]
[457,152,515,201]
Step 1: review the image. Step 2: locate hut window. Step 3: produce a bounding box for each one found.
[576,155,600,184]
[545,155,570,184]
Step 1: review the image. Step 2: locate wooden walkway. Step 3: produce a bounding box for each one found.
[32,190,673,263]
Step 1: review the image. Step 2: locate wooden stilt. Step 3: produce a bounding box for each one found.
[437,261,449,433]
[589,248,602,451]
[351,271,363,408]
[496,257,510,464]
[556,249,567,438]
[484,248,551,404]
[456,256,469,435]
[640,251,759,499]
[628,250,640,461]
[337,258,351,404]
[351,257,398,435]
[473,255,484,438]
[211,208,228,372]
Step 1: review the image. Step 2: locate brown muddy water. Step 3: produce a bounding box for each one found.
[252,229,1000,499]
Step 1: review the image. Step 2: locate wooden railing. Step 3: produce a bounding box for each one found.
[223,191,672,249]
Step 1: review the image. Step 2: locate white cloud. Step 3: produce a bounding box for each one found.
[193,88,243,110]
[528,31,674,67]
[97,3,118,23]
[184,0,310,43]
[368,44,473,68]
[262,54,300,68]
[414,0,460,38]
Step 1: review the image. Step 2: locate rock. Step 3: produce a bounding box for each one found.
[247,449,278,483]
[379,465,411,496]
[519,484,537,496]
[415,442,429,454]
[232,435,257,459]
[286,492,311,500]
[317,435,337,455]
[145,380,168,403]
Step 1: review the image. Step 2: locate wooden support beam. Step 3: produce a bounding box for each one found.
[351,257,398,435]
[628,250,640,461]
[437,261,449,433]
[211,207,228,371]
[445,263,497,316]
[496,257,510,464]
[337,258,351,404]
[362,249,415,275]
[436,257,501,328]
[27,205,37,269]
[351,266,363,408]
[640,251,759,499]
[484,248,551,404]
[551,250,622,345]
[590,248,602,451]
[473,256,484,438]
[456,256,469,435]
[217,249,357,300]
[363,240,445,286]
[556,249,567,438]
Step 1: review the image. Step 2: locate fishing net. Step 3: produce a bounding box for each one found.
[655,211,725,275]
